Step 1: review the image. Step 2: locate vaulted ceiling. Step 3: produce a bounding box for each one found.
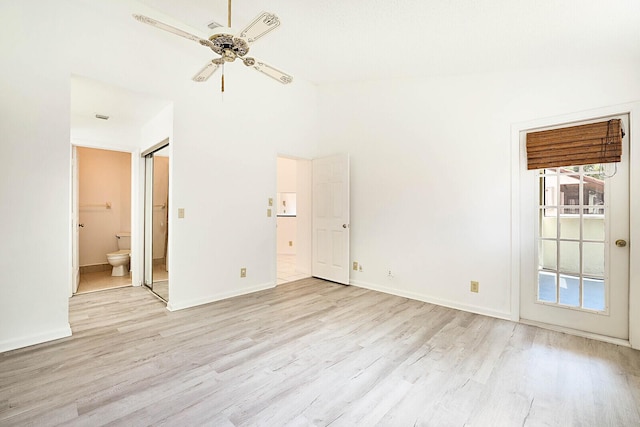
[69,1,640,130]
[136,0,640,84]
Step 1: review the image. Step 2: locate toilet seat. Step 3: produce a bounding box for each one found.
[107,249,130,259]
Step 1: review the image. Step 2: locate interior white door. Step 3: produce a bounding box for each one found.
[312,154,350,284]
[71,145,80,295]
[520,114,630,339]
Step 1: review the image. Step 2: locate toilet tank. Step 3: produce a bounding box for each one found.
[116,232,131,250]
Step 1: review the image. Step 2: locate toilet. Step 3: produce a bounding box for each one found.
[106,232,131,276]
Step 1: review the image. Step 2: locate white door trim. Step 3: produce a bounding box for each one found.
[70,140,142,291]
[510,102,640,349]
[71,145,79,296]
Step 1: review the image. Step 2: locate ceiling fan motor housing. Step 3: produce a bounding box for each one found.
[208,34,249,62]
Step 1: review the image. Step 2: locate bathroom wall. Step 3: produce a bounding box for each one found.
[78,147,132,266]
[153,155,169,260]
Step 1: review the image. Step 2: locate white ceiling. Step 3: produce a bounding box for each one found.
[71,75,171,129]
[71,0,639,127]
[136,0,640,84]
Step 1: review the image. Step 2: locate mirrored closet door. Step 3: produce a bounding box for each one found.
[143,140,170,301]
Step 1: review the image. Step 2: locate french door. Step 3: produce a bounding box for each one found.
[520,114,630,339]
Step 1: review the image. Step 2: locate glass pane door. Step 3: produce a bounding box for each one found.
[520,113,629,340]
[537,165,607,312]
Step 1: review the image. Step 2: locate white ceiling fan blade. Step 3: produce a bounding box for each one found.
[236,12,281,44]
[133,14,215,49]
[192,59,223,82]
[247,59,293,84]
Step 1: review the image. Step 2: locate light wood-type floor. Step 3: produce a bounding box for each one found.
[1,278,639,426]
[78,255,299,299]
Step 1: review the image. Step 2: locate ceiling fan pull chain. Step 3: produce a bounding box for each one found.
[221,63,225,92]
[228,0,232,27]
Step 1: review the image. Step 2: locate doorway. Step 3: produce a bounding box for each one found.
[276,156,311,284]
[73,146,133,294]
[519,114,630,340]
[275,153,351,287]
[143,141,170,301]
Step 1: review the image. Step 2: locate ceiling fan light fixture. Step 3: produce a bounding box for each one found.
[132,1,293,92]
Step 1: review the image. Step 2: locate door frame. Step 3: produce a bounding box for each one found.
[510,102,640,349]
[69,140,142,295]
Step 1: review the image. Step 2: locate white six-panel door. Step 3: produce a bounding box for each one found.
[312,154,350,285]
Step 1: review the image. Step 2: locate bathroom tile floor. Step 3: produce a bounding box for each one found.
[277,254,309,285]
[77,270,131,294]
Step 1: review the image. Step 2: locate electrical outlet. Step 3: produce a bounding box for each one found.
[359,265,363,272]
[470,281,479,293]
[267,208,272,217]
[240,268,247,278]
[353,261,358,271]
[178,208,185,219]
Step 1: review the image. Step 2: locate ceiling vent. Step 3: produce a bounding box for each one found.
[207,20,223,30]
[95,114,110,120]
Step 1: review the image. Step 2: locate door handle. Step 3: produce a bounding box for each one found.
[78,223,84,228]
[615,239,627,247]
[342,224,348,229]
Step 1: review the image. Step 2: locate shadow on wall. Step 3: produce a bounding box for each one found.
[78,147,131,269]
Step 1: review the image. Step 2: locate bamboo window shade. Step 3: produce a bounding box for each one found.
[526,119,623,170]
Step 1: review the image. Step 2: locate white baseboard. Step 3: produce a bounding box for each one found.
[350,279,512,321]
[0,324,72,353]
[167,281,276,311]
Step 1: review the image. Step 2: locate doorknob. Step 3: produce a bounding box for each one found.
[78,223,84,228]
[342,224,348,229]
[615,239,627,247]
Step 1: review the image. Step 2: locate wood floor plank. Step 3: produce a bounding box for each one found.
[1,279,639,426]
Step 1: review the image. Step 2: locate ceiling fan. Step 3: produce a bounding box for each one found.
[133,0,293,92]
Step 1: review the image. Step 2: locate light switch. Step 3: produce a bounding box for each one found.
[178,208,185,219]
[267,208,272,217]
[268,198,273,206]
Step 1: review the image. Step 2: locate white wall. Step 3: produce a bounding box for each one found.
[0,0,317,350]
[277,157,297,193]
[276,217,297,255]
[317,62,640,320]
[0,1,73,351]
[5,1,637,352]
[277,157,297,255]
